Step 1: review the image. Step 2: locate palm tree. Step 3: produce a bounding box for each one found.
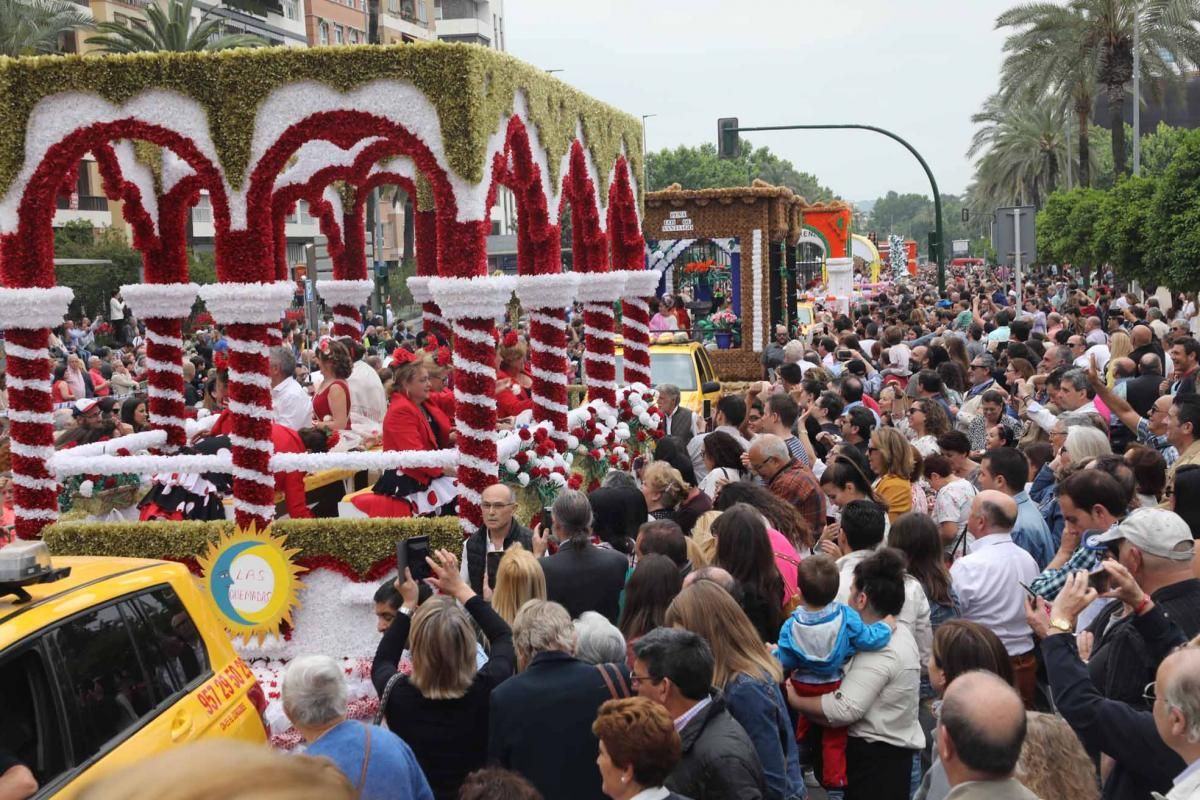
[0,0,92,56]
[999,0,1200,177]
[86,0,266,52]
[968,93,1068,210]
[997,3,1098,187]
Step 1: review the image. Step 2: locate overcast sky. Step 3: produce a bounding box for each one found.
[505,0,1017,204]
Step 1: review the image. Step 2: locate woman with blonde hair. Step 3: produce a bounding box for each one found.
[640,460,689,522]
[1014,712,1099,800]
[868,427,914,522]
[495,332,533,419]
[373,549,515,799]
[1107,330,1132,386]
[489,543,547,626]
[666,580,804,800]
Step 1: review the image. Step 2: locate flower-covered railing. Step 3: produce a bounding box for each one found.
[0,43,649,538]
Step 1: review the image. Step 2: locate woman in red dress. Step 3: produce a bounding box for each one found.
[423,345,456,421]
[312,338,352,432]
[495,332,533,420]
[353,349,457,518]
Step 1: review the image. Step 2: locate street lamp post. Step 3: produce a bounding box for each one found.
[641,113,656,192]
[719,121,947,292]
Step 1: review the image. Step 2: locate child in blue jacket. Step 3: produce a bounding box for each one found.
[774,555,893,798]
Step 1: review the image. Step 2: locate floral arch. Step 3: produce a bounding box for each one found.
[0,43,652,539]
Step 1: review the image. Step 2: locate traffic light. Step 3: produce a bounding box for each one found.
[717,118,740,159]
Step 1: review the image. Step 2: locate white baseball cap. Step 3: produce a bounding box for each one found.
[1094,507,1195,562]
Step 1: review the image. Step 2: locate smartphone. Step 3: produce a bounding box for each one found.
[1087,561,1110,594]
[836,348,854,362]
[1017,581,1039,601]
[702,398,712,422]
[542,506,554,533]
[485,550,503,589]
[396,535,432,583]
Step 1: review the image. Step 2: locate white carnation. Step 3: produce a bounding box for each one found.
[549,472,567,487]
[505,459,520,473]
[566,435,580,450]
[517,472,530,487]
[78,480,94,498]
[593,434,607,447]
[638,412,653,426]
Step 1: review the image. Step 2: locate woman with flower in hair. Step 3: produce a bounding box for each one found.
[353,348,457,518]
[495,332,533,419]
[313,338,353,432]
[424,346,456,422]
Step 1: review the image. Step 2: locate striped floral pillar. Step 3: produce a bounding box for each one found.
[515,273,580,440]
[576,272,629,408]
[318,279,375,341]
[616,270,661,388]
[427,275,515,534]
[120,283,199,451]
[0,285,74,539]
[199,279,296,529]
[330,207,367,340]
[413,208,450,342]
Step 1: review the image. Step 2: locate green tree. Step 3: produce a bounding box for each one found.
[1036,188,1077,264]
[1149,129,1200,290]
[86,0,267,53]
[0,0,92,56]
[646,141,834,201]
[999,0,1200,177]
[1092,174,1157,284]
[53,222,142,319]
[1139,122,1190,176]
[967,93,1068,210]
[997,2,1098,187]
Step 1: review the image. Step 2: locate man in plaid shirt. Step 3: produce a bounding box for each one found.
[746,434,826,536]
[1031,469,1127,599]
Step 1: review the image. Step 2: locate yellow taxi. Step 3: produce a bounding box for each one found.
[795,302,818,340]
[0,543,267,798]
[611,340,722,416]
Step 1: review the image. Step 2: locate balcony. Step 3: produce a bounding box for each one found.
[53,195,112,227]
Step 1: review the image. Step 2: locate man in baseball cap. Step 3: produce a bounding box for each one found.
[1087,507,1200,707]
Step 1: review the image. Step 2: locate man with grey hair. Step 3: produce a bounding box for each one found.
[658,382,694,444]
[746,432,826,534]
[958,352,998,428]
[268,345,312,431]
[937,671,1037,798]
[535,490,628,623]
[573,611,627,665]
[283,655,433,799]
[489,599,629,800]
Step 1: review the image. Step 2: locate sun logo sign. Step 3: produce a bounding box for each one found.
[198,525,306,644]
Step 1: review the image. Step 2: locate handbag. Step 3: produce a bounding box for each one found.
[356,723,373,793]
[373,672,404,727]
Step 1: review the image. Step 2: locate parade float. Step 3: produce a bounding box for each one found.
[642,181,805,380]
[0,42,660,740]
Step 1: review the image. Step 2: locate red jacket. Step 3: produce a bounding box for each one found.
[382,393,452,485]
[494,368,533,419]
[210,411,312,519]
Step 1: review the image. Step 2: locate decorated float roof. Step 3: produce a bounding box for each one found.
[0,42,644,203]
[646,180,807,244]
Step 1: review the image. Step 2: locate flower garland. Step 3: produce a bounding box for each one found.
[751,228,765,352]
[619,269,661,387]
[0,286,74,330]
[199,281,295,326]
[516,273,578,438]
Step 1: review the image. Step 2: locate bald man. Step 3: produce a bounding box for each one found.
[938,671,1038,799]
[459,482,532,594]
[1157,648,1200,799]
[950,491,1040,708]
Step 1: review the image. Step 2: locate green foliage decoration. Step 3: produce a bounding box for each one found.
[0,43,642,205]
[1092,175,1157,285]
[42,515,464,576]
[1149,129,1200,292]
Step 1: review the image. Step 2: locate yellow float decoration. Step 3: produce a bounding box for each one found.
[198,524,306,645]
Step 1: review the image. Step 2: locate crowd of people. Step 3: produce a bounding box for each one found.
[5,270,1200,800]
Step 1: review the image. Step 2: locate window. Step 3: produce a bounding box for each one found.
[129,586,210,689]
[434,0,442,19]
[192,194,212,223]
[349,28,359,44]
[334,24,343,43]
[416,0,426,23]
[318,21,329,44]
[388,0,399,11]
[282,0,298,20]
[52,603,157,760]
[0,645,68,790]
[113,12,131,26]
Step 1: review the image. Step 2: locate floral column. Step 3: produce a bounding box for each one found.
[427,274,514,534]
[330,205,368,340]
[121,283,199,451]
[576,272,628,408]
[616,270,660,388]
[410,208,450,342]
[318,279,375,341]
[515,273,580,440]
[0,280,73,539]
[199,261,295,529]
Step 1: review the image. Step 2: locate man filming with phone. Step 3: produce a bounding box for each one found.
[460,483,534,595]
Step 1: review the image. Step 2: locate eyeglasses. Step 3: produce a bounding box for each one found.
[748,459,769,472]
[629,673,655,687]
[1143,681,1158,703]
[479,502,515,511]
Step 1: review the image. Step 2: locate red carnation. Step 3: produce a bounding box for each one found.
[513,451,529,466]
[503,331,520,348]
[636,430,648,442]
[104,477,117,489]
[609,454,620,466]
[533,428,549,442]
[518,428,532,441]
[589,449,602,460]
[116,448,131,457]
[567,475,583,490]
[650,428,664,439]
[554,466,566,475]
[648,406,660,416]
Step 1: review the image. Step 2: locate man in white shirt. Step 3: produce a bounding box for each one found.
[345,343,388,428]
[950,490,1039,709]
[268,346,313,431]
